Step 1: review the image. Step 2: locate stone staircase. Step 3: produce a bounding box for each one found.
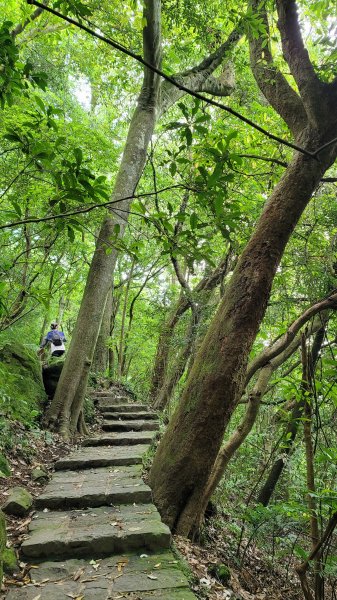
[6,390,197,599]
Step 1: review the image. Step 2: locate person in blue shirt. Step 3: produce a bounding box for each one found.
[39,322,66,358]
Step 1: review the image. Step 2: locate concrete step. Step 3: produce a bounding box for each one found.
[103,410,157,420]
[6,551,196,599]
[21,504,171,560]
[83,430,157,446]
[98,402,148,412]
[102,419,160,432]
[55,444,149,469]
[36,465,151,510]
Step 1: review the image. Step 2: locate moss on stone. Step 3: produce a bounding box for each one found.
[3,547,18,574]
[2,487,33,517]
[0,510,6,585]
[0,454,11,477]
[0,339,47,438]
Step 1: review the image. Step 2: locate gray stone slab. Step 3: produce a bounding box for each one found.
[5,552,196,599]
[103,411,158,420]
[102,420,159,432]
[35,465,151,509]
[55,445,149,469]
[99,402,148,412]
[83,431,157,446]
[21,504,171,559]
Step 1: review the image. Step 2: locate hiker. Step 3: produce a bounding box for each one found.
[39,322,66,358]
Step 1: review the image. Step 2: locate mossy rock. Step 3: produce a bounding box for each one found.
[0,454,11,478]
[3,547,18,574]
[0,340,47,425]
[31,466,49,483]
[42,359,64,398]
[208,563,231,584]
[2,487,33,517]
[0,510,6,585]
[0,341,42,386]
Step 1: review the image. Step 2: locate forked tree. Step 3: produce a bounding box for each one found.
[149,0,337,535]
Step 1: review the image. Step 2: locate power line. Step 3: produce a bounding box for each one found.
[26,0,335,159]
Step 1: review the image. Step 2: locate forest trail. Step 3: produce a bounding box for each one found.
[5,390,196,599]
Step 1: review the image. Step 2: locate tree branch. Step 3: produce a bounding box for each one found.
[276,0,328,126]
[245,293,337,385]
[12,1,48,38]
[26,0,318,158]
[160,27,241,114]
[249,0,307,137]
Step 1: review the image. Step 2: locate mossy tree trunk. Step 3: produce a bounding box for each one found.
[150,143,336,534]
[45,10,239,435]
[150,0,337,536]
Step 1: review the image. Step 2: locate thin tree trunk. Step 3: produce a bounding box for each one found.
[92,286,113,373]
[154,309,200,410]
[257,325,325,506]
[118,258,135,378]
[301,335,322,598]
[151,253,234,402]
[150,290,186,399]
[45,0,162,436]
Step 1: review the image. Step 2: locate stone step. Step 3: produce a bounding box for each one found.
[36,465,151,510]
[6,551,196,599]
[93,392,131,400]
[21,504,171,560]
[98,402,148,412]
[102,419,160,432]
[103,410,157,420]
[55,444,149,469]
[83,430,157,446]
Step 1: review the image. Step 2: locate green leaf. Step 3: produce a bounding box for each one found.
[74,147,83,166]
[190,212,198,229]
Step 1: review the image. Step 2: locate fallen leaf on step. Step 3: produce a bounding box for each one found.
[73,567,85,581]
[117,559,128,572]
[154,563,161,569]
[17,518,31,531]
[32,595,41,600]
[147,574,158,580]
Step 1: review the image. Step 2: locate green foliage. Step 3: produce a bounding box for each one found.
[0,336,46,450]
[0,21,47,109]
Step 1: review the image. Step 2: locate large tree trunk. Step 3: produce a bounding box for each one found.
[150,130,337,535]
[43,7,238,434]
[45,0,162,436]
